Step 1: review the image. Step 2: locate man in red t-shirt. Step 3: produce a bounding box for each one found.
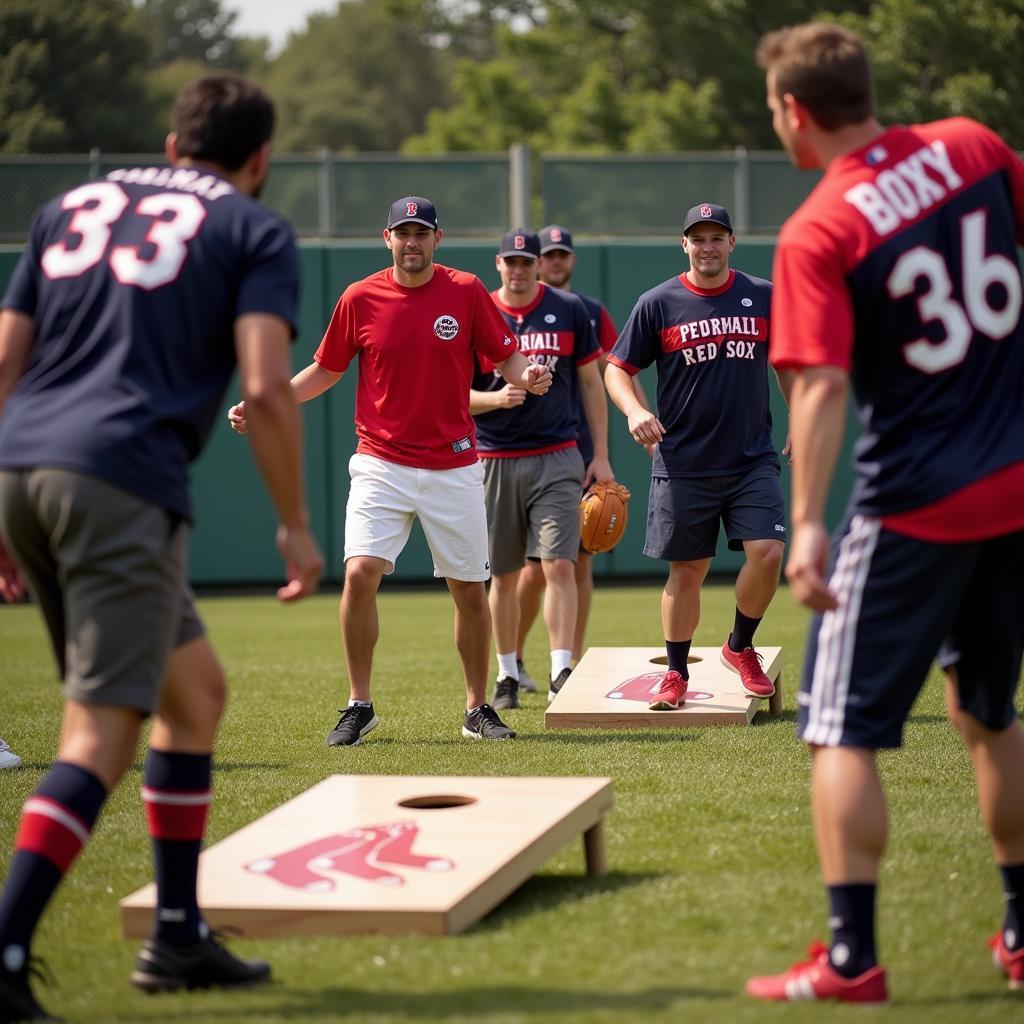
[746,23,1024,1005]
[230,197,551,745]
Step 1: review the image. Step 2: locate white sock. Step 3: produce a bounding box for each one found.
[348,698,372,708]
[551,649,572,679]
[497,652,519,680]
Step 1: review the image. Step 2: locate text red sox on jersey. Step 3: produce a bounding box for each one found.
[658,314,768,365]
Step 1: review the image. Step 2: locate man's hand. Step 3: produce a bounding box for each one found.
[522,362,552,395]
[627,408,665,446]
[275,524,324,602]
[584,456,615,489]
[228,401,248,435]
[495,384,527,408]
[782,432,793,465]
[0,537,26,603]
[785,520,837,612]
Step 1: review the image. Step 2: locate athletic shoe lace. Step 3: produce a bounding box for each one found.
[736,647,764,674]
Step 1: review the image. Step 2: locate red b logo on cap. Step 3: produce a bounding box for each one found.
[514,235,525,249]
[406,202,418,216]
[700,203,712,218]
[551,228,562,242]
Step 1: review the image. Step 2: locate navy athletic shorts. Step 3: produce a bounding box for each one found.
[643,462,786,562]
[798,516,1024,749]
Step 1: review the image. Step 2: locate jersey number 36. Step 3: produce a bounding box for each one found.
[888,209,1022,374]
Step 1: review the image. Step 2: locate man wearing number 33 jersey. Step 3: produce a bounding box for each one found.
[0,74,323,1021]
[745,22,1024,1006]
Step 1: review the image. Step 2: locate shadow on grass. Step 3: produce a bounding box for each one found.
[112,981,731,1021]
[472,869,666,931]
[750,709,797,726]
[125,762,290,774]
[525,731,698,745]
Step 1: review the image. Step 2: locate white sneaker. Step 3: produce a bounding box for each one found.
[0,738,22,769]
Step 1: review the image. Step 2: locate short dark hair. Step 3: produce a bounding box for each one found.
[172,74,275,171]
[756,22,875,131]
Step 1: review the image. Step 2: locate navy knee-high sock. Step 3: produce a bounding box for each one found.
[665,639,691,680]
[729,608,762,652]
[143,749,212,947]
[827,882,878,977]
[0,762,107,972]
[999,862,1024,951]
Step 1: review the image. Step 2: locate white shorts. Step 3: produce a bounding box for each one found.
[344,453,491,581]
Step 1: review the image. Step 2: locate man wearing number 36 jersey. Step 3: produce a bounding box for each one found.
[0,75,322,1021]
[745,22,1024,1006]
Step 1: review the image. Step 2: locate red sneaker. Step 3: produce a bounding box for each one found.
[989,932,1024,989]
[746,940,889,1004]
[648,670,688,710]
[721,641,775,697]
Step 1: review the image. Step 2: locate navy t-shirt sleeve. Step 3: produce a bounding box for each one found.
[609,294,657,373]
[234,216,300,337]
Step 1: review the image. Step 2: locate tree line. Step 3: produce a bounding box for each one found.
[3,0,1023,155]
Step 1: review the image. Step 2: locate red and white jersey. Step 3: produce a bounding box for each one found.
[316,264,517,470]
[770,118,1024,540]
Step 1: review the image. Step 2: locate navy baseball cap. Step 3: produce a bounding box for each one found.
[682,202,733,235]
[539,225,574,254]
[386,196,438,230]
[498,228,540,260]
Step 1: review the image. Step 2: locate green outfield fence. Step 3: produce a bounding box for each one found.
[0,147,821,241]
[0,238,863,588]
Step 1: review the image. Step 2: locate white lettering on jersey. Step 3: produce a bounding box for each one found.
[677,315,760,344]
[843,139,965,236]
[106,167,235,201]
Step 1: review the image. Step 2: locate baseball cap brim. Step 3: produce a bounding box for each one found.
[540,243,573,254]
[498,249,538,260]
[387,217,438,230]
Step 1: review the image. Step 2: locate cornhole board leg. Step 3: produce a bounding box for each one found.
[583,821,607,876]
[769,674,783,717]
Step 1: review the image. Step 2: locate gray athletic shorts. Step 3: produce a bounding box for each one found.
[0,468,204,713]
[482,447,585,575]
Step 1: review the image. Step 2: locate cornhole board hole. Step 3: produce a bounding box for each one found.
[545,646,783,729]
[121,774,612,937]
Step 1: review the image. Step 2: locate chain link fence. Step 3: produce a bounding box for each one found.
[0,148,820,241]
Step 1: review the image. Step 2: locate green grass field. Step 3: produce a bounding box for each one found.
[1,581,1021,1023]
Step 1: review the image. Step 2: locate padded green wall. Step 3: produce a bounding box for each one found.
[0,240,859,586]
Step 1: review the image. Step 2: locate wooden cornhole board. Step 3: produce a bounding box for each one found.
[120,774,612,938]
[545,646,783,729]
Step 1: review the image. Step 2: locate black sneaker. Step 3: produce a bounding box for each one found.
[516,659,538,694]
[0,959,60,1022]
[491,676,520,711]
[130,933,270,993]
[326,704,379,747]
[549,667,572,703]
[462,704,516,740]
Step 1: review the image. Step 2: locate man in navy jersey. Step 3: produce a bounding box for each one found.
[606,204,790,713]
[470,228,614,708]
[513,225,650,690]
[0,75,323,1020]
[229,200,551,746]
[746,23,1024,1005]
